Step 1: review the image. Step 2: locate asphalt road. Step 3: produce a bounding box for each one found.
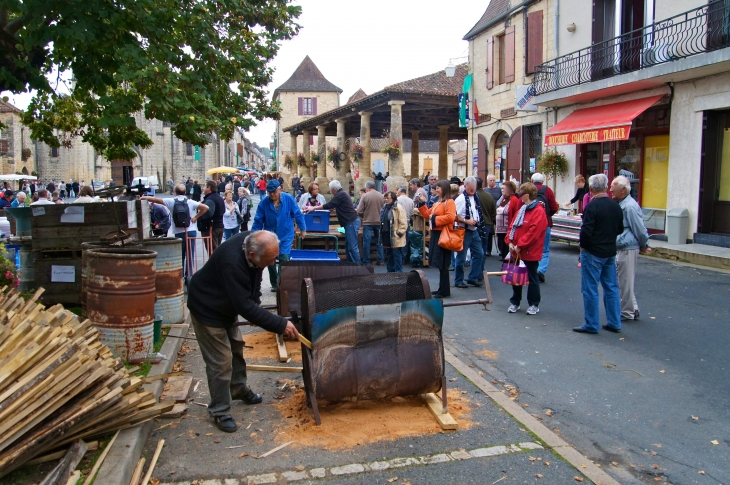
[434,243,730,484]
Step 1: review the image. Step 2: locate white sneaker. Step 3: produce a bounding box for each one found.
[508,304,520,313]
[526,305,540,315]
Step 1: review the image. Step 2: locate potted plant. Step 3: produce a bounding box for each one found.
[380,140,401,157]
[536,148,568,181]
[350,143,364,161]
[284,154,294,171]
[297,152,308,167]
[0,247,19,289]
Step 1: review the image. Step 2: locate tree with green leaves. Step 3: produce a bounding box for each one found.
[0,0,300,161]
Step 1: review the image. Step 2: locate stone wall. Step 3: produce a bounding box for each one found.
[0,112,35,176]
[468,1,555,182]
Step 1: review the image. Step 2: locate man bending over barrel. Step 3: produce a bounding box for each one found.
[187,230,299,432]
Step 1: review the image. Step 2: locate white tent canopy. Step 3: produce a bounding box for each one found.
[0,174,37,181]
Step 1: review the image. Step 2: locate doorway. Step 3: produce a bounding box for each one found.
[700,110,730,234]
[493,130,509,182]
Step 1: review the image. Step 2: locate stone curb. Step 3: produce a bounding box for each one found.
[444,347,621,485]
[94,315,191,485]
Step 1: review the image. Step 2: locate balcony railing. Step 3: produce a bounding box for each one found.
[532,1,730,96]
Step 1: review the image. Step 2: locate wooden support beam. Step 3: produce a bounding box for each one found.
[275,333,288,362]
[246,364,303,373]
[421,393,458,430]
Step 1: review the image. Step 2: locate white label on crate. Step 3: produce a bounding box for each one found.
[31,207,45,216]
[60,206,85,223]
[51,265,76,283]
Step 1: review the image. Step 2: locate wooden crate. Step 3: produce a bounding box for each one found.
[30,201,142,251]
[33,254,83,306]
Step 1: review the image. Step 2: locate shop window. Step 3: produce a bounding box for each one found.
[523,124,543,179]
[615,137,641,200]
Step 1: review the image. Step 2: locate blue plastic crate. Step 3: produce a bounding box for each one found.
[288,249,340,262]
[303,210,331,232]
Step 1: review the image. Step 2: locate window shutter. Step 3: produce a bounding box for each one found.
[298,97,303,115]
[309,135,314,145]
[487,37,494,90]
[504,26,515,83]
[477,134,487,179]
[312,97,317,116]
[526,11,544,74]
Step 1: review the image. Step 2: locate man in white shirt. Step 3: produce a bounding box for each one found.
[453,176,485,289]
[142,184,208,281]
[30,188,55,205]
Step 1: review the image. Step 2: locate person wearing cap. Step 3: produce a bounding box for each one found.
[0,190,14,209]
[251,179,307,291]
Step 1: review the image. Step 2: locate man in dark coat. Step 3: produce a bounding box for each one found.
[187,230,299,432]
[192,180,202,201]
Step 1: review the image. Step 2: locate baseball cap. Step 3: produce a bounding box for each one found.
[266,179,281,192]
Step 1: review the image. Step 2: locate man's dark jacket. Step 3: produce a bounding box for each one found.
[204,192,225,229]
[192,183,202,201]
[187,231,287,332]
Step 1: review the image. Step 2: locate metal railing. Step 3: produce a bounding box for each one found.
[532,1,730,95]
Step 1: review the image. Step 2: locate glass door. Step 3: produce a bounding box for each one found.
[615,136,642,201]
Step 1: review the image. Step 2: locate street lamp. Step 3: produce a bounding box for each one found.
[445,56,469,77]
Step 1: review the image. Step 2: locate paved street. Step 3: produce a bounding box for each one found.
[143,233,729,485]
[437,243,730,484]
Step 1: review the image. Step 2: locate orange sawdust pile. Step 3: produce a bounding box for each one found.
[242,330,302,363]
[273,388,473,450]
[477,349,500,359]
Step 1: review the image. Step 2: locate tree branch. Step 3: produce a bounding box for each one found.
[5,16,25,35]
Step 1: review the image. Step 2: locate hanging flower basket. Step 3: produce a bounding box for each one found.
[311,153,320,163]
[284,154,294,170]
[380,140,401,157]
[350,143,364,161]
[21,148,31,162]
[536,148,568,180]
[297,152,308,167]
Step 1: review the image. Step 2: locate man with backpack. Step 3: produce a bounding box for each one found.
[531,173,559,283]
[142,184,208,281]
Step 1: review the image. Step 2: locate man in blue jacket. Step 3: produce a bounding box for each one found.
[252,179,306,291]
[610,175,651,321]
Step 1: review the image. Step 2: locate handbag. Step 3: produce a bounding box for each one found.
[438,224,465,252]
[501,257,529,286]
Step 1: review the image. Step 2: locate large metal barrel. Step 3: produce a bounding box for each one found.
[11,236,35,292]
[143,238,184,325]
[86,248,157,361]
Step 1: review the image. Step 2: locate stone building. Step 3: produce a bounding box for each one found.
[273,56,342,181]
[0,99,35,176]
[464,0,555,184]
[531,0,730,246]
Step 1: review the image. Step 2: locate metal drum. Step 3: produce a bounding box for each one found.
[11,237,35,292]
[86,248,157,361]
[300,271,443,402]
[143,238,185,325]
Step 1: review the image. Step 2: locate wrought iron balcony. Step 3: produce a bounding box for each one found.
[531,1,730,96]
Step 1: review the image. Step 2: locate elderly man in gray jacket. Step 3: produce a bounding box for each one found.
[610,176,652,321]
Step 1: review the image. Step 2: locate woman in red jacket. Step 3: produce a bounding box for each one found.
[417,180,457,299]
[504,182,548,315]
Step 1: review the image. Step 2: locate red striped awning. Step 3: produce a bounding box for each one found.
[544,95,664,146]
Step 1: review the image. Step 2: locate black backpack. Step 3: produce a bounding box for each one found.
[536,186,556,222]
[171,198,191,228]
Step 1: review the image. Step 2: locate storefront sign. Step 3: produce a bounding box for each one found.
[515,85,538,111]
[545,125,632,146]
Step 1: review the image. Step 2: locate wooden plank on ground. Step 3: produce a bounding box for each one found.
[421,393,458,430]
[160,404,188,419]
[275,333,288,362]
[159,376,193,403]
[246,364,303,373]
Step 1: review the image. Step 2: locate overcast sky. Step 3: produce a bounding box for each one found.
[3,1,489,148]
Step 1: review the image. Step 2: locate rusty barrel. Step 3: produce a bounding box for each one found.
[143,238,184,325]
[80,242,105,318]
[86,248,157,361]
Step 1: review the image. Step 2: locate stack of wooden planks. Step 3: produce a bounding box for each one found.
[0,286,175,478]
